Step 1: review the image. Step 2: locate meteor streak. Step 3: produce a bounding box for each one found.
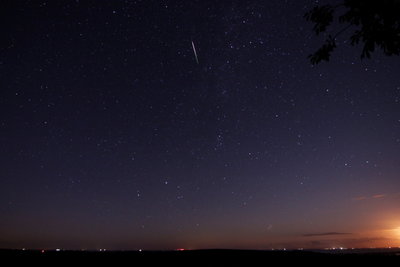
[191,40,199,64]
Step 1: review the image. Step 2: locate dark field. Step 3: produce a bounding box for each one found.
[1,248,399,265]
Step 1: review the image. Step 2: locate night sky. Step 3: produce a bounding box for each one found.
[1,0,400,250]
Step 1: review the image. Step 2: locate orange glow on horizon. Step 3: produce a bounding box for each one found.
[395,227,400,239]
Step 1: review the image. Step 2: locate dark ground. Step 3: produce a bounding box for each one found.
[1,248,399,265]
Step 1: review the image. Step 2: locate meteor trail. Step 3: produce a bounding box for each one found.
[191,40,199,64]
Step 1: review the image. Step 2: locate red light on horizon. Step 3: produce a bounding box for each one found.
[176,248,185,251]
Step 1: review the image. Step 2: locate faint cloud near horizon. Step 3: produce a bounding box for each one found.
[303,232,352,237]
[353,193,387,201]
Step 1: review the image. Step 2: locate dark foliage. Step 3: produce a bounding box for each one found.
[305,0,400,64]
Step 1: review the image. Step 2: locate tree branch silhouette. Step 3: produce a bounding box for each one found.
[305,0,400,64]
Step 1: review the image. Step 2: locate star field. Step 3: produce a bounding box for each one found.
[1,0,400,250]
